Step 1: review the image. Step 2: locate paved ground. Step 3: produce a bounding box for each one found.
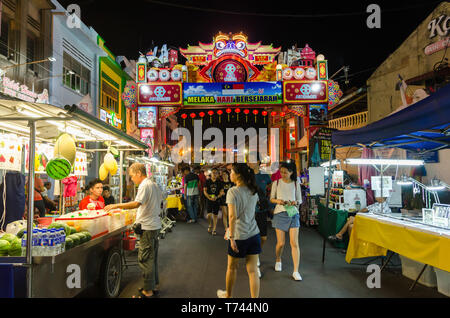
[101,218,446,298]
[76,217,446,298]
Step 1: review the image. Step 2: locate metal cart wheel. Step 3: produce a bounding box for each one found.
[100,248,123,298]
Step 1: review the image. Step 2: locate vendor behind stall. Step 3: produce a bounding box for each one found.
[78,179,105,210]
[328,195,391,242]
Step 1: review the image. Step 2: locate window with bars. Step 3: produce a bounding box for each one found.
[62,51,91,95]
[0,19,9,58]
[101,80,119,113]
[27,35,36,71]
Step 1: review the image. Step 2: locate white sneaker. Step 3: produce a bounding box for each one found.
[257,267,261,278]
[257,258,260,267]
[217,289,228,298]
[275,262,282,272]
[292,272,302,281]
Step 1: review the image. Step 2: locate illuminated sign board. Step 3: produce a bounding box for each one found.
[138,83,182,105]
[283,80,328,104]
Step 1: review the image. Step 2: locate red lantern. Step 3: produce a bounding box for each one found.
[280,112,286,117]
[252,109,259,123]
[190,112,196,125]
[181,113,187,126]
[271,111,277,117]
[235,108,241,121]
[208,110,214,124]
[262,110,268,124]
[226,108,232,122]
[243,109,250,122]
[217,110,223,123]
[199,111,205,124]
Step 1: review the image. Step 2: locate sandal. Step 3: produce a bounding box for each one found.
[208,226,212,233]
[138,287,160,296]
[133,288,158,298]
[212,230,217,236]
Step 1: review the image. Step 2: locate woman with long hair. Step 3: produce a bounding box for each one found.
[217,163,261,298]
[270,161,303,281]
[219,170,234,230]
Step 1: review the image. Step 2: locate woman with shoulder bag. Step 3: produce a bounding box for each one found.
[270,161,303,281]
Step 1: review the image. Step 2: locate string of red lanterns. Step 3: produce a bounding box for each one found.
[180,108,279,125]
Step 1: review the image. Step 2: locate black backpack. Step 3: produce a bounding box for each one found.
[256,185,270,212]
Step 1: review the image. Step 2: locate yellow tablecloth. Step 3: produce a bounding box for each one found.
[166,195,183,210]
[346,213,450,272]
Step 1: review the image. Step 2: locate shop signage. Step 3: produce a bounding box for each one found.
[138,83,182,105]
[406,150,439,163]
[424,37,450,55]
[183,81,282,106]
[140,127,154,157]
[309,104,328,125]
[308,127,332,165]
[136,63,147,83]
[317,60,328,80]
[428,14,449,39]
[1,76,49,104]
[283,81,328,104]
[0,133,22,172]
[138,106,157,128]
[100,109,122,128]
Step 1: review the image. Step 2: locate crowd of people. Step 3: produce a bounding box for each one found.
[176,156,303,298]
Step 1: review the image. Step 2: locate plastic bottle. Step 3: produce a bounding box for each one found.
[21,231,27,257]
[48,229,56,256]
[32,229,40,256]
[59,229,66,253]
[41,229,49,256]
[54,230,60,255]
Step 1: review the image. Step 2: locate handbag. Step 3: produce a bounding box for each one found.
[275,180,299,217]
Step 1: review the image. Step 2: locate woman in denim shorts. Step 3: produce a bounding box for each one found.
[270,161,303,281]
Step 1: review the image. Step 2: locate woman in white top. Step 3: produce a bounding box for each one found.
[270,161,303,281]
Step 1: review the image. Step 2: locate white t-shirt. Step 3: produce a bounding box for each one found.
[135,178,162,231]
[270,179,302,214]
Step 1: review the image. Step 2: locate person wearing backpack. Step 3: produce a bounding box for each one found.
[270,161,303,281]
[248,155,271,278]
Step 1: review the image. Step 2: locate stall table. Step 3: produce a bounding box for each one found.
[346,213,450,292]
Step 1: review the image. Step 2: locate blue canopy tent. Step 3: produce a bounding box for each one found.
[332,83,450,152]
[321,84,450,265]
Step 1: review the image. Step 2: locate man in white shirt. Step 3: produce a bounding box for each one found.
[105,163,162,298]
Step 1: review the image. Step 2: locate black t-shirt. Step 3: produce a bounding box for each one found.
[104,196,115,205]
[205,179,223,202]
[184,172,200,196]
[221,181,234,197]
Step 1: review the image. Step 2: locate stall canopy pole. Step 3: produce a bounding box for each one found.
[119,151,124,204]
[26,120,36,298]
[322,143,334,263]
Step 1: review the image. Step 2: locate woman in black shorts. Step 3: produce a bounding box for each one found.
[219,170,234,230]
[217,163,261,298]
[203,168,224,235]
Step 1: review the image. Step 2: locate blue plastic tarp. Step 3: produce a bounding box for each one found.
[332,84,450,152]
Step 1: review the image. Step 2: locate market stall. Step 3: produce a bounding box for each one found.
[0,100,148,298]
[327,84,450,295]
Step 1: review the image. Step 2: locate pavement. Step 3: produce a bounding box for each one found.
[106,218,446,298]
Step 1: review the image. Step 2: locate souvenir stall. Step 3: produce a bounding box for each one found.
[329,84,450,296]
[0,101,148,298]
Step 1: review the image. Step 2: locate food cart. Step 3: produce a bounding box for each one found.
[0,100,148,298]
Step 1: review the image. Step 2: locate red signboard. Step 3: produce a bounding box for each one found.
[138,83,182,105]
[424,37,450,55]
[283,80,328,104]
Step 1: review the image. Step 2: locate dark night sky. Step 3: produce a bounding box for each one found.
[57,0,442,90]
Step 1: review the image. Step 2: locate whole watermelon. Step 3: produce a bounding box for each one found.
[0,239,11,255]
[0,233,17,243]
